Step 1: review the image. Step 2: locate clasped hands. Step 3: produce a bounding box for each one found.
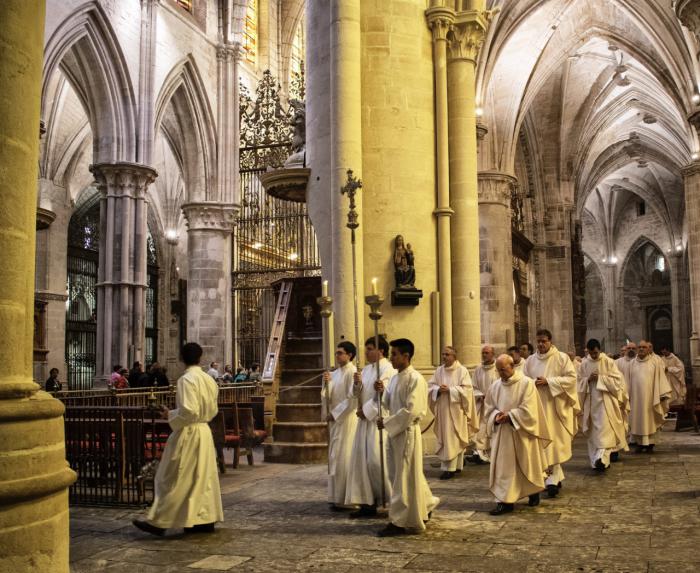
[494,411,511,425]
[535,376,549,387]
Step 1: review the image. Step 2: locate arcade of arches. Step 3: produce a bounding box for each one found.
[4,1,700,571]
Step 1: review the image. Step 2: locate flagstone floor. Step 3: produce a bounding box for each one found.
[70,425,700,573]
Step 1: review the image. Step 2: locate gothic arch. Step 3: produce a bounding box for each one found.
[42,2,137,164]
[155,55,217,203]
[619,236,669,290]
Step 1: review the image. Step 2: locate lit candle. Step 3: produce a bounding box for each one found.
[322,280,328,297]
[371,277,378,295]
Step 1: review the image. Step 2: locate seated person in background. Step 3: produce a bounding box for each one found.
[45,368,62,393]
[110,365,123,386]
[222,365,234,384]
[234,368,248,383]
[114,368,130,389]
[248,364,262,383]
[148,363,170,387]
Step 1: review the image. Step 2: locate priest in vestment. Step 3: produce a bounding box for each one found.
[660,347,686,406]
[322,340,358,509]
[345,336,395,517]
[577,340,628,471]
[627,340,672,453]
[524,328,579,497]
[428,346,478,480]
[485,354,551,515]
[508,346,526,373]
[133,343,223,536]
[376,338,439,536]
[470,345,499,464]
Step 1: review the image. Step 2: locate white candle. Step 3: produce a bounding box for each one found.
[322,280,328,297]
[371,277,378,295]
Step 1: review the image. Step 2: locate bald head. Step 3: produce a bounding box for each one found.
[481,345,495,365]
[496,354,514,380]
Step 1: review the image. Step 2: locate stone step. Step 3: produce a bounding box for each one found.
[283,352,324,370]
[263,441,328,464]
[272,421,328,443]
[281,368,324,386]
[275,403,322,422]
[285,337,323,354]
[277,385,323,404]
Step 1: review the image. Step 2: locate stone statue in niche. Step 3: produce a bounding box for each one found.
[391,234,423,306]
[284,99,306,168]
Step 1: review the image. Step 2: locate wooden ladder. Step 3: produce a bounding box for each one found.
[262,280,293,382]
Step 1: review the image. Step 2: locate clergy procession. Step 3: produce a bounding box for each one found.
[318,328,679,536]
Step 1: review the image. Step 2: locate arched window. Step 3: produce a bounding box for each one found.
[243,0,258,65]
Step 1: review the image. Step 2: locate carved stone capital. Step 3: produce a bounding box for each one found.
[90,162,158,199]
[682,160,700,178]
[448,10,488,63]
[476,120,488,141]
[36,207,56,230]
[426,6,455,42]
[182,202,237,233]
[478,171,517,206]
[217,42,245,63]
[676,0,700,40]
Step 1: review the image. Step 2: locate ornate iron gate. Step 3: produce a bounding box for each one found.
[66,196,99,390]
[145,233,158,365]
[234,70,320,369]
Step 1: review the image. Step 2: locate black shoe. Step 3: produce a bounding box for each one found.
[132,519,166,537]
[349,506,378,519]
[423,511,433,524]
[184,523,216,534]
[528,493,540,507]
[377,523,409,537]
[455,469,462,474]
[610,451,620,463]
[489,503,514,516]
[329,504,347,512]
[557,482,562,489]
[635,445,644,454]
[594,458,606,472]
[645,444,655,453]
[546,484,558,498]
[468,453,485,465]
[439,471,455,480]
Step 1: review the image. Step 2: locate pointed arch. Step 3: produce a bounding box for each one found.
[619,235,669,289]
[42,2,137,164]
[155,55,217,203]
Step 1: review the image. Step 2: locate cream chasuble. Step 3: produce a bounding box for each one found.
[661,353,686,406]
[484,371,551,503]
[524,346,579,470]
[628,355,672,445]
[147,366,224,528]
[383,366,439,530]
[345,358,395,506]
[472,363,499,459]
[577,353,628,468]
[322,362,358,505]
[428,361,478,470]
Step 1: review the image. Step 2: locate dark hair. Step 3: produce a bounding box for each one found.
[337,341,357,360]
[251,363,259,371]
[365,335,389,356]
[586,338,601,351]
[390,338,415,359]
[132,361,141,370]
[507,346,519,353]
[536,329,552,341]
[522,342,534,353]
[659,345,671,352]
[49,368,59,376]
[112,364,122,372]
[181,343,204,366]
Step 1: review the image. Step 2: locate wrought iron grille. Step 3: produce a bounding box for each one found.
[66,197,99,390]
[234,70,320,368]
[145,232,158,365]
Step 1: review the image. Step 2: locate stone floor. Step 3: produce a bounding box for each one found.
[70,426,700,573]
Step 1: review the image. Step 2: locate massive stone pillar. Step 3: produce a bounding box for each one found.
[330,0,364,346]
[478,171,516,351]
[682,162,700,379]
[427,5,455,349]
[447,9,487,365]
[182,203,235,367]
[91,163,157,383]
[0,2,76,572]
[669,251,691,364]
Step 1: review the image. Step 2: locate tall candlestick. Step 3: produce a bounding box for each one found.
[322,280,328,297]
[371,277,378,295]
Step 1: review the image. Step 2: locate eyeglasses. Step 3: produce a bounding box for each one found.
[335,350,347,356]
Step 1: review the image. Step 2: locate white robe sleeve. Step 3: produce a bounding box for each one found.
[331,369,356,421]
[384,374,424,438]
[546,354,577,402]
[168,376,200,432]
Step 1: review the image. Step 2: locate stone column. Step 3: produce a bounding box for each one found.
[91,162,157,383]
[330,0,364,345]
[669,250,690,364]
[478,171,516,351]
[0,2,76,572]
[447,9,488,365]
[682,162,700,379]
[182,203,236,367]
[426,5,455,349]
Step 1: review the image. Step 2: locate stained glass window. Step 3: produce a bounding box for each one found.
[243,0,258,64]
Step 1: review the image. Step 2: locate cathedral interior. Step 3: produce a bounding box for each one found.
[3,0,700,571]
